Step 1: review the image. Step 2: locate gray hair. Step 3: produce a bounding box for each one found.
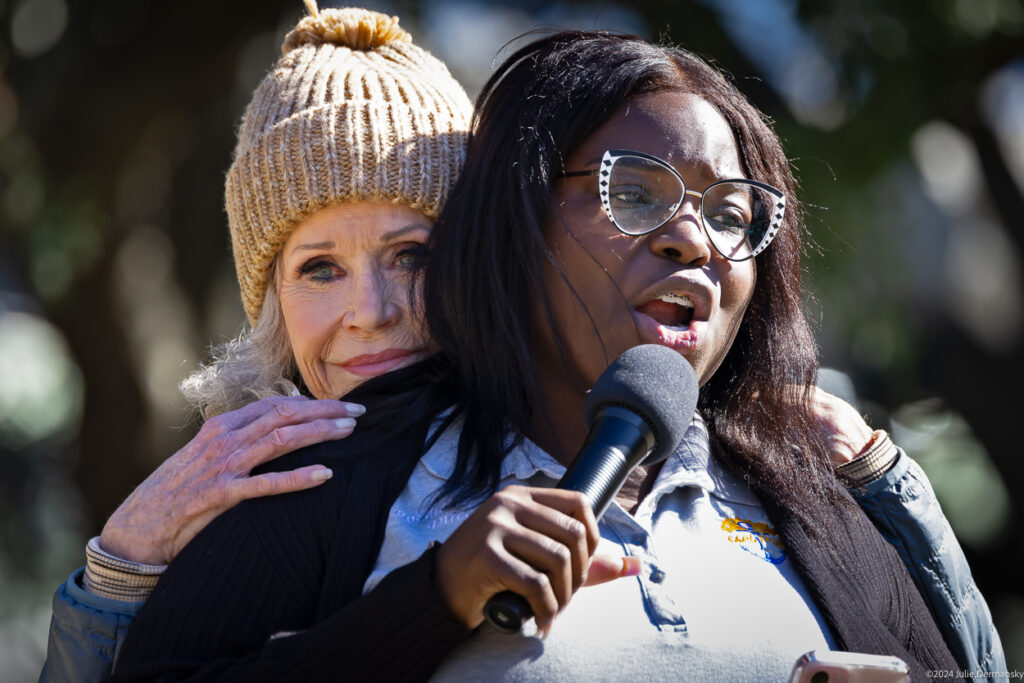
[179,262,299,420]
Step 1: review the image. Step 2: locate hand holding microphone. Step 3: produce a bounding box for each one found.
[434,345,696,633]
[475,344,698,633]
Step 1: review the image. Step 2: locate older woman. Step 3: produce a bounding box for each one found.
[40,5,472,681]
[106,28,1004,682]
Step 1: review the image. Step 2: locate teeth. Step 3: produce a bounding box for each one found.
[658,293,694,309]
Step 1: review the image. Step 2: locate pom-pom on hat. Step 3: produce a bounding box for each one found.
[225,1,472,324]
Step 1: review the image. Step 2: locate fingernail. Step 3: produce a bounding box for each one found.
[621,556,642,577]
[311,468,333,481]
[334,417,357,429]
[343,402,366,416]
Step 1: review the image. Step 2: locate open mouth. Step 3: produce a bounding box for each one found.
[635,293,695,330]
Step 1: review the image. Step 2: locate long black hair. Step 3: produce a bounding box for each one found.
[422,31,850,527]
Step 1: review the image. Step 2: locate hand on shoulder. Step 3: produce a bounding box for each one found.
[806,386,875,467]
[99,395,364,565]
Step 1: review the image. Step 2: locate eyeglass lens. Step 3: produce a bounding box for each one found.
[606,154,772,260]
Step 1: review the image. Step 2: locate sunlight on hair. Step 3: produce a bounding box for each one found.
[180,260,298,420]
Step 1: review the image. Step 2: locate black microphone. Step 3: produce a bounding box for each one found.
[484,344,698,633]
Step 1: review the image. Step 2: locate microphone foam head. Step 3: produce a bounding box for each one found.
[583,344,698,465]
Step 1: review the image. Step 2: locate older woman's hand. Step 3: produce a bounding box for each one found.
[807,387,875,467]
[435,485,640,632]
[99,395,363,565]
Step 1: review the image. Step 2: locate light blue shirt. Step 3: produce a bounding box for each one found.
[365,414,838,681]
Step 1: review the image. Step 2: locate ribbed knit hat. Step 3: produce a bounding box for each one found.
[225,2,472,324]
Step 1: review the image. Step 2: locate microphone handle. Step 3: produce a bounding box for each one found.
[483,407,654,633]
[484,591,533,634]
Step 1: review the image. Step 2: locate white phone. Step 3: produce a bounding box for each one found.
[788,650,910,683]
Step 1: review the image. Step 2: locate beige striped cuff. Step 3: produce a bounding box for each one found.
[836,429,899,488]
[82,537,167,602]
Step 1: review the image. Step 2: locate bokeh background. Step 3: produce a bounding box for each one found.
[1,0,1021,678]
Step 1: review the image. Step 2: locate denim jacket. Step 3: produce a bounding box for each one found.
[39,450,1006,682]
[40,567,144,683]
[850,450,1006,679]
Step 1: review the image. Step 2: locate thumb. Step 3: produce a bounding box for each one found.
[583,555,642,586]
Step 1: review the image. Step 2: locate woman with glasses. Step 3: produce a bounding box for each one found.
[561,149,785,261]
[105,29,1004,683]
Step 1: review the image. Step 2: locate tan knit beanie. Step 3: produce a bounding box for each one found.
[225,1,473,324]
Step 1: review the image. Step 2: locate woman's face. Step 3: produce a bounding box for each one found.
[277,200,432,399]
[539,91,757,390]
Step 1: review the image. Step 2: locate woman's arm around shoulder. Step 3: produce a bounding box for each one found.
[810,387,1007,680]
[849,449,1006,679]
[109,437,473,682]
[40,395,362,683]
